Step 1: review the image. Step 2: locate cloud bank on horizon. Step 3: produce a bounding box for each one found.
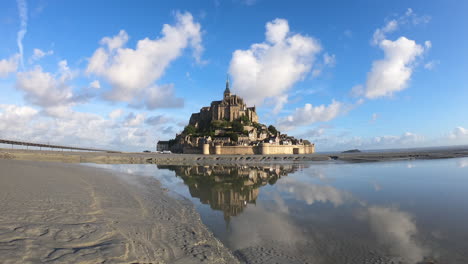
[0,1,467,151]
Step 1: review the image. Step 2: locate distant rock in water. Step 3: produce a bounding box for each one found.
[342,149,361,153]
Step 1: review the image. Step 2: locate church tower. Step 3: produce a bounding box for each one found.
[224,76,231,98]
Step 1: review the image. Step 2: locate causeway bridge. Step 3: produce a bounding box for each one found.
[0,138,115,152]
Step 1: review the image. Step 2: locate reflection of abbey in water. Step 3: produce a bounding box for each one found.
[158,165,301,221]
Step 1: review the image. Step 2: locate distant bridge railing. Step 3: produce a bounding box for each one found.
[0,138,116,152]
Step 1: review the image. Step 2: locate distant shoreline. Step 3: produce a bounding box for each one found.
[1,146,468,165]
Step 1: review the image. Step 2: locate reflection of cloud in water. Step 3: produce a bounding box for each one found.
[362,206,427,263]
[228,199,304,251]
[82,164,151,188]
[277,177,353,207]
[373,182,382,191]
[83,164,180,187]
[457,158,468,168]
[271,192,289,214]
[302,167,329,182]
[310,170,327,181]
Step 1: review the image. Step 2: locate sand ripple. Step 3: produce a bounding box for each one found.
[0,160,238,263]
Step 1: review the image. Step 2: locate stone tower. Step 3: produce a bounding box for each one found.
[224,76,231,98]
[188,77,259,129]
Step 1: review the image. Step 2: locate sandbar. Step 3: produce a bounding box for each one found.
[0,159,238,263]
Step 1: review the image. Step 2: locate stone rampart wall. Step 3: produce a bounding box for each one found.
[260,144,314,155]
[183,147,203,154]
[197,143,315,155]
[213,145,258,155]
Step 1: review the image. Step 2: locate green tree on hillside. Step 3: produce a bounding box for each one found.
[252,122,262,130]
[239,115,251,125]
[268,125,278,135]
[228,133,238,142]
[183,125,197,135]
[232,120,244,133]
[212,120,230,129]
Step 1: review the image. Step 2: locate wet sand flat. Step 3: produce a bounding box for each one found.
[1,146,468,165]
[0,159,238,264]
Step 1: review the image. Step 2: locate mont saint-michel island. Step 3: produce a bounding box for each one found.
[158,79,315,155]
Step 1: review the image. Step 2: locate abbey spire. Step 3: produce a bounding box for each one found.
[224,75,231,98]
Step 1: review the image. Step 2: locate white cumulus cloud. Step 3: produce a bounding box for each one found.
[16,61,75,108]
[360,9,431,99]
[309,131,426,151]
[365,37,426,99]
[372,19,398,45]
[323,52,336,67]
[89,80,101,89]
[145,114,169,126]
[0,104,38,134]
[0,54,19,77]
[86,12,202,109]
[372,8,430,45]
[123,112,145,127]
[132,84,183,109]
[0,103,158,151]
[372,132,424,146]
[449,127,468,140]
[229,18,322,112]
[29,48,53,63]
[277,100,346,131]
[424,60,439,70]
[109,109,124,120]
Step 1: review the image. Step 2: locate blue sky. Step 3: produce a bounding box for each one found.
[0,0,467,151]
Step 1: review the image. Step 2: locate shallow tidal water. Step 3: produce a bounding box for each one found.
[86,157,468,264]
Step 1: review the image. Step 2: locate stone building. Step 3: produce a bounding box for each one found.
[166,76,315,155]
[189,78,259,129]
[156,141,169,151]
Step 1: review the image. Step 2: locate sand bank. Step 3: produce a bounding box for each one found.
[0,159,238,264]
[1,146,468,165]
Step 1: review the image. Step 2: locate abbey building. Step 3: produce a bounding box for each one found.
[158,77,315,155]
[189,79,258,129]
